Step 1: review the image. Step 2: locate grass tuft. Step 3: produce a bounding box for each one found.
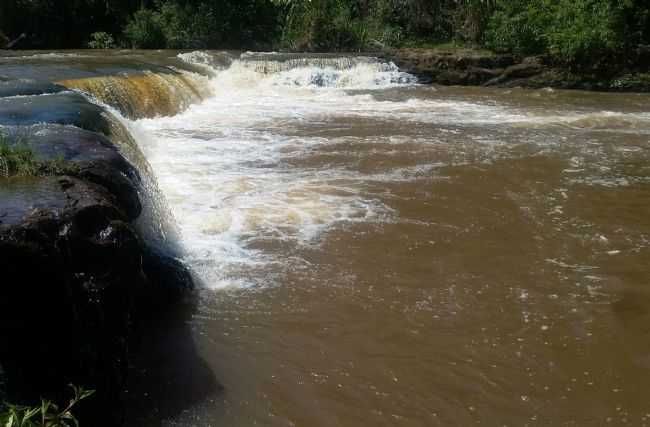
[0,130,76,178]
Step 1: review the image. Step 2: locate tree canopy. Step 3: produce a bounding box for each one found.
[1,0,648,68]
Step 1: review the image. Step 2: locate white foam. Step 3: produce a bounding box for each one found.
[127,54,650,289]
[11,53,91,60]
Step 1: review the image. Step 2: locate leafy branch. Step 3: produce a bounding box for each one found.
[0,385,95,427]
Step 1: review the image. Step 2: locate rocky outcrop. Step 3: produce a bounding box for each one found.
[0,176,140,424]
[386,48,515,85]
[0,77,193,425]
[387,48,650,92]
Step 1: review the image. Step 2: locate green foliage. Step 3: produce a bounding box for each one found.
[485,0,648,67]
[545,0,626,66]
[0,0,136,49]
[123,8,166,49]
[87,32,116,49]
[278,0,368,50]
[0,142,39,178]
[124,1,221,49]
[0,132,74,178]
[123,0,278,49]
[276,0,497,51]
[1,0,649,72]
[0,385,94,427]
[452,0,497,44]
[485,1,550,55]
[156,1,216,48]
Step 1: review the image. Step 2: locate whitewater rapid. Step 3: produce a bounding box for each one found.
[122,52,650,289]
[125,56,415,288]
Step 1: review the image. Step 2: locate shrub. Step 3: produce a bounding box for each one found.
[452,0,496,44]
[485,0,633,68]
[123,0,278,49]
[374,24,404,48]
[86,32,116,49]
[123,8,166,48]
[545,0,626,67]
[0,385,94,427]
[279,0,372,51]
[155,1,220,49]
[485,1,551,55]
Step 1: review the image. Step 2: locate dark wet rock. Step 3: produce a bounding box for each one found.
[0,176,123,226]
[140,249,195,310]
[386,48,515,85]
[485,56,546,86]
[0,58,200,426]
[3,124,131,168]
[389,48,650,92]
[0,79,67,98]
[76,164,141,220]
[0,176,137,425]
[435,66,504,85]
[3,124,142,219]
[0,175,194,425]
[0,92,111,134]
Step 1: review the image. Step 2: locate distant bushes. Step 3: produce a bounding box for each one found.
[484,2,548,56]
[124,2,216,49]
[87,32,116,49]
[485,0,650,69]
[278,0,367,50]
[276,0,456,51]
[1,0,649,72]
[274,0,650,70]
[123,0,278,49]
[124,8,167,49]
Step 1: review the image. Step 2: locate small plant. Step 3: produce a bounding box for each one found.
[87,32,116,49]
[0,141,39,177]
[0,385,94,427]
[0,131,76,178]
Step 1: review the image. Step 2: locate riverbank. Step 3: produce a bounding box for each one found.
[386,47,650,92]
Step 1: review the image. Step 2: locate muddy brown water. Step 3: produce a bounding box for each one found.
[2,52,650,426]
[139,82,650,426]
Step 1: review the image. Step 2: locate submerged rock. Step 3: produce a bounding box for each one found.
[0,80,67,98]
[0,92,110,134]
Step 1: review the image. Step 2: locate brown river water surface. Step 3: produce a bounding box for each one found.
[4,51,650,426]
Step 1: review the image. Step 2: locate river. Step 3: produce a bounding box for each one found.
[4,51,650,426]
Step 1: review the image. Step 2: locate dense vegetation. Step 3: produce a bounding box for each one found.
[1,0,649,68]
